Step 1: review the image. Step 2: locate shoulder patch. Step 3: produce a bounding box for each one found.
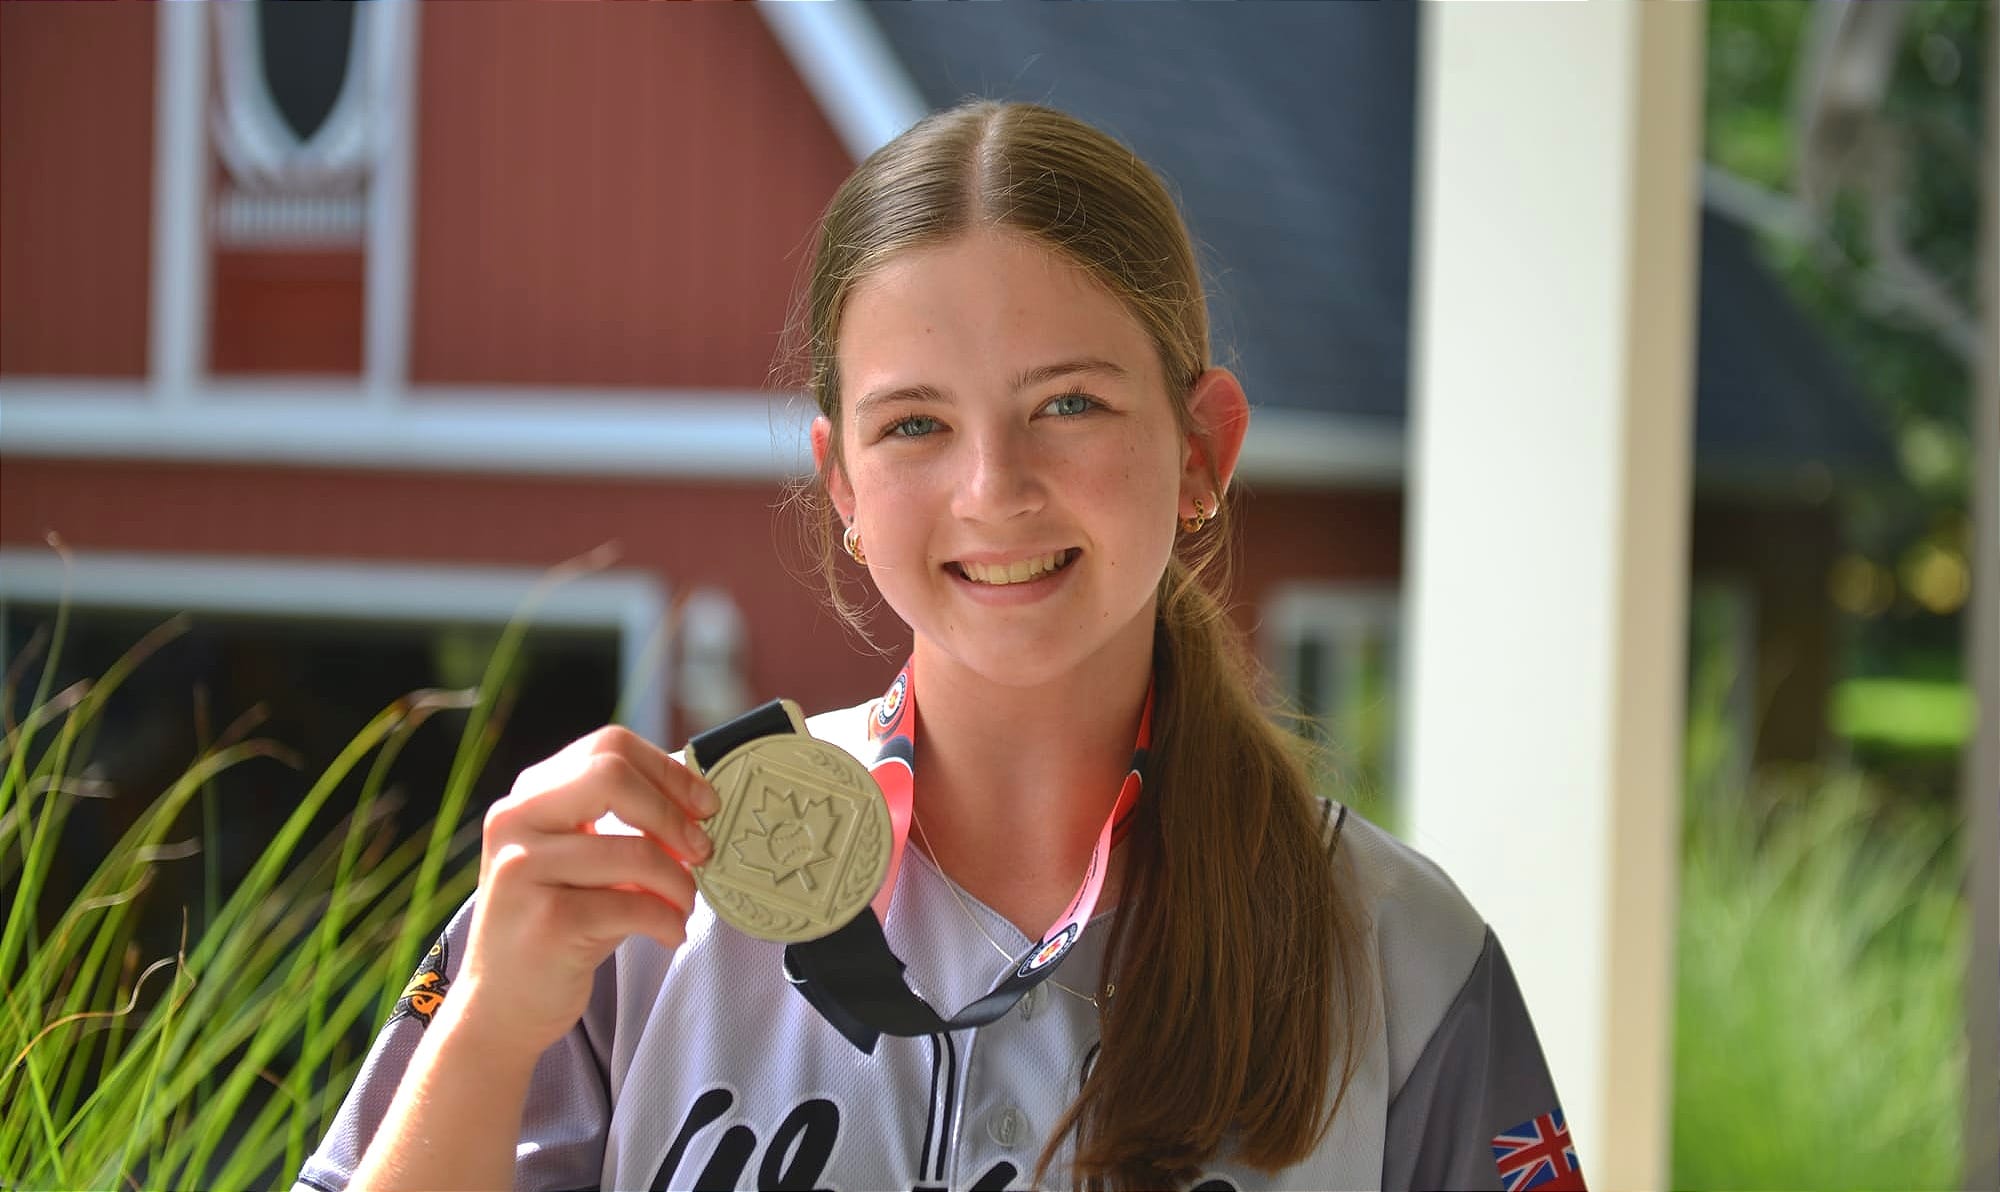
[391,935,452,1027]
[1493,1108,1585,1190]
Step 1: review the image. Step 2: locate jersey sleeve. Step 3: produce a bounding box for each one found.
[1380,929,1586,1192]
[293,897,618,1192]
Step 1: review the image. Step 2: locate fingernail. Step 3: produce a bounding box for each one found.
[688,821,713,861]
[695,779,720,817]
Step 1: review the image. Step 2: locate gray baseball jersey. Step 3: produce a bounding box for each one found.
[297,700,1581,1191]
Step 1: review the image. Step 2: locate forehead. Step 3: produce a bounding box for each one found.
[835,230,1159,410]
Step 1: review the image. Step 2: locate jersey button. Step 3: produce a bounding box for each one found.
[1018,984,1043,1020]
[987,1105,1027,1149]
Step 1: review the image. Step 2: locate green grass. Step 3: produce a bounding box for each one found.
[1675,640,1967,1188]
[0,548,611,1188]
[1672,592,1968,1184]
[1673,772,1965,1189]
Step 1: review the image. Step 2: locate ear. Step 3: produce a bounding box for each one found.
[1180,367,1250,514]
[811,416,856,523]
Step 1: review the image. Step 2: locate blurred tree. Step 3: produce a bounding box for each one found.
[1704,0,1989,790]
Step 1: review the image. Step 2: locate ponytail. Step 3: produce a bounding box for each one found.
[1036,559,1373,1189]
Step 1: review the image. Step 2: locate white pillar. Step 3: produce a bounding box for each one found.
[1403,5,1703,1188]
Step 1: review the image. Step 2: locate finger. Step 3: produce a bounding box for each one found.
[556,886,692,953]
[530,831,700,912]
[586,756,716,863]
[501,751,709,861]
[594,727,721,821]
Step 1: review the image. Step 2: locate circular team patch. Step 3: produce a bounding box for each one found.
[1016,922,1080,978]
[871,672,908,739]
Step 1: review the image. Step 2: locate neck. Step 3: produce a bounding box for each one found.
[904,611,1154,934]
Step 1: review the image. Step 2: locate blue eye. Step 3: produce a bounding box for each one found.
[890,415,940,438]
[1044,392,1097,417]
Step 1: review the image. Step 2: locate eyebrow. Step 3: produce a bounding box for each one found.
[851,382,950,423]
[1010,356,1129,392]
[851,357,1129,421]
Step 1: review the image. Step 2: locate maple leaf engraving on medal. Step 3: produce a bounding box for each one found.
[729,784,843,892]
[695,736,893,943]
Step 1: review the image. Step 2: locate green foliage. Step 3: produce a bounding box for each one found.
[1705,0,1987,673]
[1674,625,1967,1189]
[0,550,601,1186]
[1674,771,1965,1189]
[1832,676,1976,753]
[1706,1,1813,189]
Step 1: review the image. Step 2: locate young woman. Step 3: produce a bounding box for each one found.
[301,101,1578,1192]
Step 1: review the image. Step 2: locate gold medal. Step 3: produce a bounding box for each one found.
[689,700,892,944]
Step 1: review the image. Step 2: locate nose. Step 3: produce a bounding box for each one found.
[951,423,1045,525]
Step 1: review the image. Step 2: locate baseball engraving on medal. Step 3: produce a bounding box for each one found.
[693,719,892,944]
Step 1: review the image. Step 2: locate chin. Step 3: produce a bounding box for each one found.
[915,615,1158,695]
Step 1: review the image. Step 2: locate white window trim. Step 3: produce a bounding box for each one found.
[1265,583,1401,646]
[0,381,815,480]
[155,2,421,399]
[1262,581,1404,797]
[211,2,378,192]
[0,380,1402,486]
[152,1,211,403]
[0,547,670,746]
[364,1,420,403]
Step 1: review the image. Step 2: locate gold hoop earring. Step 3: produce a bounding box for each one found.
[842,524,867,565]
[1180,496,1219,534]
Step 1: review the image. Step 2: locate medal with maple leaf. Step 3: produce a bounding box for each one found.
[693,719,893,944]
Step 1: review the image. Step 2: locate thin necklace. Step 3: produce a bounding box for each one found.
[910,812,1111,1011]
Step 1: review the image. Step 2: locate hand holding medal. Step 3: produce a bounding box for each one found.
[452,726,717,1063]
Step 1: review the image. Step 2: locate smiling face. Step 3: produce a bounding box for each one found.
[813,229,1244,692]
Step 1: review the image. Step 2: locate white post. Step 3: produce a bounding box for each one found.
[1403,5,1703,1187]
[149,1,211,403]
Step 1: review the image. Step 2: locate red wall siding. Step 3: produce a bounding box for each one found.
[210,249,366,375]
[1234,486,1403,610]
[1,462,1394,739]
[0,3,155,377]
[409,5,854,390]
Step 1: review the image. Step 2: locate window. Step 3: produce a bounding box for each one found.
[211,1,381,247]
[1263,584,1402,829]
[0,548,666,945]
[0,549,664,1144]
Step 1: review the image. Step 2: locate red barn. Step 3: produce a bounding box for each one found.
[0,4,1881,828]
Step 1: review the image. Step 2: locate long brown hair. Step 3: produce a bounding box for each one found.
[790,101,1371,1189]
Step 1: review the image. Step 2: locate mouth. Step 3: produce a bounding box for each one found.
[948,548,1081,586]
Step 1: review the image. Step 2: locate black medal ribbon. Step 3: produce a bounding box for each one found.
[691,669,1147,1055]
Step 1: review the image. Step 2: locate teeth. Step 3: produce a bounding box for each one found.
[960,551,1069,585]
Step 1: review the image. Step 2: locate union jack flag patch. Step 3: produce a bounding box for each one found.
[1492,1109,1585,1191]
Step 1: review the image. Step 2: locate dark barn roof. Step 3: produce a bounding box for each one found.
[865,2,1889,488]
[1692,210,1894,482]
